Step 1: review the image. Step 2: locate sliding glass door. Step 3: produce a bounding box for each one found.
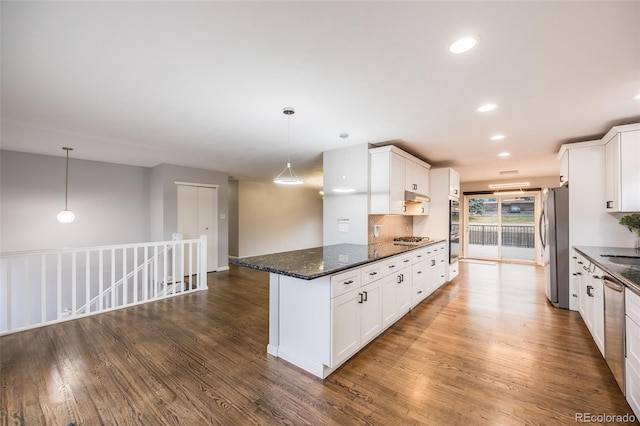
[464,193,539,262]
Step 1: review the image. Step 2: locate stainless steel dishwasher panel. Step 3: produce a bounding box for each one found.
[604,274,625,394]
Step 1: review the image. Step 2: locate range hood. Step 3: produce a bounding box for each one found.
[404,190,430,203]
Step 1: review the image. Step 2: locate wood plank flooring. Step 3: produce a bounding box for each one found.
[1,262,635,425]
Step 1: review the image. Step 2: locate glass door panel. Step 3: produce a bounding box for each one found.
[500,195,536,262]
[466,196,499,259]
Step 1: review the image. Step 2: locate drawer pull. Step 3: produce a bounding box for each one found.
[344,280,354,285]
[404,259,411,263]
[369,271,378,276]
[388,265,396,269]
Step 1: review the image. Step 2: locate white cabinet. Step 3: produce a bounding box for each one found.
[448,168,460,198]
[369,146,431,215]
[331,280,382,367]
[405,159,430,195]
[381,260,412,329]
[604,128,640,212]
[411,259,428,308]
[575,253,605,356]
[627,289,640,417]
[559,149,569,186]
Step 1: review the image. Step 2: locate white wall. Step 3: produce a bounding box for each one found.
[1,150,150,252]
[238,181,323,257]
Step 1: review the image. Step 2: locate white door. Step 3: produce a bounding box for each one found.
[177,184,218,273]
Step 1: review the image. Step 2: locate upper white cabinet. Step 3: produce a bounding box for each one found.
[448,168,460,198]
[604,125,640,212]
[405,159,430,195]
[369,146,431,215]
[559,149,569,186]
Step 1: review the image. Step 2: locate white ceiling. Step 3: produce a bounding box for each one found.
[2,1,639,188]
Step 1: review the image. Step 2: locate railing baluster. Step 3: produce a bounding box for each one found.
[6,259,12,332]
[143,246,148,302]
[57,253,62,320]
[24,257,30,328]
[123,248,128,306]
[188,242,193,291]
[72,252,77,317]
[85,251,90,315]
[133,247,138,304]
[99,249,104,311]
[163,244,168,297]
[111,249,116,309]
[179,241,184,293]
[41,255,46,324]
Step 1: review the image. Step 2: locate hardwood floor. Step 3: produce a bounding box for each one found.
[1,262,635,425]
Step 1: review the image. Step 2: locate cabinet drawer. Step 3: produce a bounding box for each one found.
[380,257,400,277]
[412,248,429,263]
[361,262,382,285]
[331,269,361,298]
[398,254,413,268]
[627,315,640,370]
[430,243,446,255]
[627,290,640,327]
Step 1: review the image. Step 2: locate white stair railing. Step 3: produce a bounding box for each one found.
[0,236,208,336]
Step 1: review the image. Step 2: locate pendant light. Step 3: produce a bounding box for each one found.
[57,147,76,223]
[273,107,303,185]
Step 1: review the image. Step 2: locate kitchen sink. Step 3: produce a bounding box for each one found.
[601,255,640,267]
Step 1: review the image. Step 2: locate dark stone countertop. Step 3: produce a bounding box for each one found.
[229,239,447,280]
[573,246,640,295]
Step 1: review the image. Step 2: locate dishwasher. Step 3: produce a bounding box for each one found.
[604,272,625,394]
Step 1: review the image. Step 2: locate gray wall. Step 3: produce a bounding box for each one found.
[1,150,150,252]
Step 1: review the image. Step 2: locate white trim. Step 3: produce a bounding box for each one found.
[216,266,229,272]
[174,181,220,188]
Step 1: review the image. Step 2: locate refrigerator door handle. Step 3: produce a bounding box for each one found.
[538,210,547,250]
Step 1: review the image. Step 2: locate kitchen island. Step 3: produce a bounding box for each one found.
[231,239,448,378]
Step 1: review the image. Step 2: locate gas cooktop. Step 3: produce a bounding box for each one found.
[392,236,431,246]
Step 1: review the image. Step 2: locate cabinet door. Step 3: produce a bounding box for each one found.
[449,168,460,198]
[331,289,361,367]
[412,259,428,307]
[397,266,412,317]
[605,134,620,211]
[381,273,399,329]
[435,255,447,288]
[405,160,430,196]
[360,281,382,345]
[559,150,569,186]
[620,130,640,211]
[593,276,605,356]
[390,153,406,214]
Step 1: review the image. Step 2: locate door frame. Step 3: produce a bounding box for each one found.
[462,191,542,264]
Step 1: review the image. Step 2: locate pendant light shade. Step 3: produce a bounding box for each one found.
[274,108,303,185]
[57,147,76,223]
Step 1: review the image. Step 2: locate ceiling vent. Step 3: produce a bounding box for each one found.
[499,170,519,175]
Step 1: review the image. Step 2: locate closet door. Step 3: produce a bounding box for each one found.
[177,185,218,273]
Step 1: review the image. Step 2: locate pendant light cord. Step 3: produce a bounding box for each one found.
[63,147,73,210]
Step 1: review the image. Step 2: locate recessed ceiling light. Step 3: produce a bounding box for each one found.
[449,36,479,54]
[477,103,497,112]
[498,152,511,157]
[490,134,505,140]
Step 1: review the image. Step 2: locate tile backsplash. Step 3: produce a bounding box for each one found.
[368,215,413,243]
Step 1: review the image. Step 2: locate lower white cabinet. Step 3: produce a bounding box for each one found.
[331,280,382,367]
[627,290,640,417]
[271,242,454,379]
[575,252,605,356]
[381,264,412,329]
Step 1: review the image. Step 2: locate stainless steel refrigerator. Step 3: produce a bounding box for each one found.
[540,186,570,309]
